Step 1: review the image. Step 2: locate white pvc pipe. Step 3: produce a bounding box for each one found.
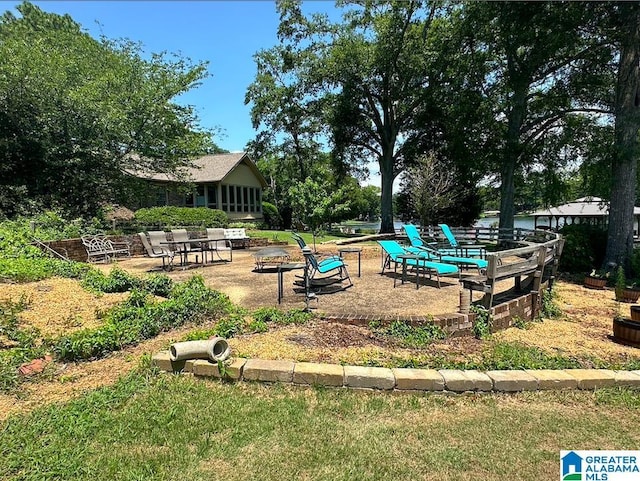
[170,337,231,362]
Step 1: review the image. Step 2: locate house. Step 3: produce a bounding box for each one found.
[132,152,268,221]
[532,197,640,238]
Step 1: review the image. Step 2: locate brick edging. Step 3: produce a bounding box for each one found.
[151,352,640,392]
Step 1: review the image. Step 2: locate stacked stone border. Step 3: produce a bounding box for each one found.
[152,351,640,392]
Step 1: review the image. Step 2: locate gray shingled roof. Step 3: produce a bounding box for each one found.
[532,197,640,217]
[131,152,267,187]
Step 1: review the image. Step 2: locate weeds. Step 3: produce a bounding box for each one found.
[0,297,47,393]
[372,319,446,348]
[471,305,492,339]
[540,287,562,319]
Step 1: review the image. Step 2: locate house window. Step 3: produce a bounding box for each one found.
[243,187,249,212]
[249,188,255,212]
[185,192,194,207]
[229,184,235,212]
[207,185,217,209]
[195,185,206,207]
[155,187,167,206]
[221,184,228,211]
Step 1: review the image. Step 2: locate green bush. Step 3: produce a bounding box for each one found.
[81,267,142,293]
[52,276,234,361]
[134,206,228,228]
[558,224,608,274]
[143,274,174,297]
[261,202,282,230]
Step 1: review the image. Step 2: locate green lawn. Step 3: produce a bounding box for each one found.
[248,229,344,246]
[2,368,640,481]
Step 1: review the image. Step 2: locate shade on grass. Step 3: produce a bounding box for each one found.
[2,371,640,481]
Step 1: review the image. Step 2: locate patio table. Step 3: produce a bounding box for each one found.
[160,238,210,268]
[395,254,428,289]
[338,246,362,277]
[254,247,291,272]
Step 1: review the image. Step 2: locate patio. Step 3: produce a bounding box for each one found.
[99,244,489,318]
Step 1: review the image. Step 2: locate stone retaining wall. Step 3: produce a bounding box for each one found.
[38,235,286,262]
[152,351,640,392]
[323,281,549,337]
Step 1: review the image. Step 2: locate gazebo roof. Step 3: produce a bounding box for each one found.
[532,197,640,218]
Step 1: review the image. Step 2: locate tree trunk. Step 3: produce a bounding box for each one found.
[604,5,640,270]
[379,153,395,233]
[498,85,528,233]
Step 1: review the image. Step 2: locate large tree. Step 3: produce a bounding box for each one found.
[464,2,609,231]
[604,3,640,268]
[247,0,447,233]
[0,2,214,218]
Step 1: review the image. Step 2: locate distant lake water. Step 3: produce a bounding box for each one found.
[474,215,535,230]
[341,216,536,233]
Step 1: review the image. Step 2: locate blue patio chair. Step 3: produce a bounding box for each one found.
[377,240,458,288]
[401,225,487,273]
[438,224,486,258]
[291,232,341,264]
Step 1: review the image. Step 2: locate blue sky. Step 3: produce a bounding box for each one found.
[2,1,335,153]
[1,1,383,187]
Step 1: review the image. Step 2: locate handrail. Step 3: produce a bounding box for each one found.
[32,237,70,261]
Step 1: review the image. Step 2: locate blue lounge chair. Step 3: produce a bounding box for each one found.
[292,233,352,292]
[291,232,341,264]
[401,225,487,273]
[438,224,486,258]
[377,240,458,288]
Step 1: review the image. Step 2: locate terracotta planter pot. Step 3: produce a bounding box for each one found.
[584,275,607,290]
[631,305,640,322]
[615,287,640,303]
[612,317,640,348]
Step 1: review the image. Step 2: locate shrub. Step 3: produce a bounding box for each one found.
[142,273,174,297]
[53,276,234,361]
[134,206,228,228]
[261,202,282,230]
[558,224,608,274]
[81,267,142,293]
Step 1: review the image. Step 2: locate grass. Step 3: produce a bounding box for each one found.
[248,229,345,245]
[2,369,640,481]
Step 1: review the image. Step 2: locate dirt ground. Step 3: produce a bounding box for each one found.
[1,245,639,421]
[96,244,486,317]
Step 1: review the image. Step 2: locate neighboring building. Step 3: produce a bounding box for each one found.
[532,197,640,237]
[132,152,268,221]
